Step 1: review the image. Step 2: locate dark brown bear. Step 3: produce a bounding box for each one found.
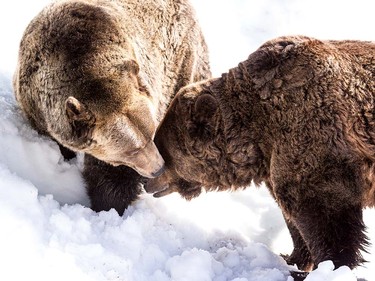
[146,36,375,278]
[13,0,211,214]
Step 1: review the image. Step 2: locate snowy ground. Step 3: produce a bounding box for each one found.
[0,0,374,280]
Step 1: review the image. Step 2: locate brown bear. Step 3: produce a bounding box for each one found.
[13,0,211,214]
[146,36,375,278]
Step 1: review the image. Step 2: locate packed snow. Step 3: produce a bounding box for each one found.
[0,0,374,280]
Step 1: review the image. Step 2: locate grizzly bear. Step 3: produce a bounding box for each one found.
[13,0,211,214]
[146,36,375,278]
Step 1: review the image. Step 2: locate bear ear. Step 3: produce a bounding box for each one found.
[123,59,140,75]
[194,94,218,118]
[65,96,94,123]
[188,94,219,140]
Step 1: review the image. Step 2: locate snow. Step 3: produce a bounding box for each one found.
[0,0,374,280]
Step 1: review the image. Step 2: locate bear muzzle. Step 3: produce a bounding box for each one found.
[144,170,179,197]
[130,141,166,179]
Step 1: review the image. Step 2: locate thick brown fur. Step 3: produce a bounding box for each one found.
[146,36,375,275]
[13,0,211,214]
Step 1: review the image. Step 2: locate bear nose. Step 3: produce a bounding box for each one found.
[151,164,166,177]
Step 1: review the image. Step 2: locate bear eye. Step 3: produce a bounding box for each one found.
[127,148,140,157]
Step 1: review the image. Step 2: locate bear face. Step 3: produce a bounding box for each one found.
[65,93,165,178]
[60,59,165,178]
[145,84,215,198]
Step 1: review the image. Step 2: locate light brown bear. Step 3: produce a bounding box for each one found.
[146,36,375,279]
[13,0,211,214]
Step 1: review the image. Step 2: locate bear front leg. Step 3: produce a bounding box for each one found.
[292,199,368,269]
[282,217,313,271]
[58,143,76,161]
[273,159,369,270]
[83,154,144,215]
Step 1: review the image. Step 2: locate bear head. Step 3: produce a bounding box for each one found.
[145,80,225,198]
[62,58,165,178]
[39,2,166,178]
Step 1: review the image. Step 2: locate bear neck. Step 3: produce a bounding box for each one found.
[205,65,269,190]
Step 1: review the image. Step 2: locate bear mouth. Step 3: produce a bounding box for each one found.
[152,186,178,198]
[110,161,125,167]
[144,178,176,197]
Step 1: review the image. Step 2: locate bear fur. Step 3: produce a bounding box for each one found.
[13,0,211,214]
[146,36,375,276]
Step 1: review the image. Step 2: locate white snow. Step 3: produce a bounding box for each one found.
[0,0,374,280]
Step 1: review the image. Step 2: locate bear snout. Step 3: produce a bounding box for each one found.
[131,141,166,179]
[144,171,172,194]
[151,164,166,177]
